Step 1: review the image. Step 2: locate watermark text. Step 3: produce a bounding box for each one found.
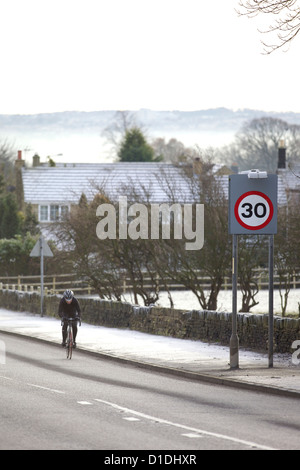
[292,340,300,365]
[96,197,204,250]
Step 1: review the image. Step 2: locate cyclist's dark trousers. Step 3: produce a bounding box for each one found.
[62,322,78,343]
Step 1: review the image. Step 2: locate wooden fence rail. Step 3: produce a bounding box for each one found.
[0,269,300,295]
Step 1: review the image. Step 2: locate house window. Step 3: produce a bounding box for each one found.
[50,205,59,221]
[60,206,69,219]
[40,206,49,222]
[38,204,69,222]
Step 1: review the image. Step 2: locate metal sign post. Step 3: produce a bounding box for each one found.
[230,234,239,369]
[30,236,53,316]
[268,235,274,368]
[229,171,277,369]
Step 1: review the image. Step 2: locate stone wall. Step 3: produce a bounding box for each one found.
[0,289,299,353]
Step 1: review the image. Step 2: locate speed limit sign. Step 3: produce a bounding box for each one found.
[235,191,274,231]
[229,174,277,234]
[228,171,278,369]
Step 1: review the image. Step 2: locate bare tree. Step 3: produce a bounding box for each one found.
[152,137,198,163]
[237,0,300,53]
[275,204,300,316]
[154,161,231,311]
[51,191,125,301]
[238,236,267,312]
[228,117,300,172]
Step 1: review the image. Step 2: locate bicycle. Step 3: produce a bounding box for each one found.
[62,317,81,360]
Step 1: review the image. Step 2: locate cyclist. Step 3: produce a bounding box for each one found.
[58,290,81,348]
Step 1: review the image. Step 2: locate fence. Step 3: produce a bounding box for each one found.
[0,269,300,295]
[0,273,91,295]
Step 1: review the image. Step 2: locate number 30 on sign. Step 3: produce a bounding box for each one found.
[234,191,274,231]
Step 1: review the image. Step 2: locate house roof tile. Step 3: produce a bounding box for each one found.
[22,162,195,205]
[22,161,289,207]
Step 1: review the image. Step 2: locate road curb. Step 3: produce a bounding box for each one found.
[1,329,300,399]
[82,349,300,399]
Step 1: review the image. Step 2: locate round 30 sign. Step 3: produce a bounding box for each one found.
[234,191,274,231]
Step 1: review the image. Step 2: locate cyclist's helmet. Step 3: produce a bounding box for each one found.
[63,290,74,301]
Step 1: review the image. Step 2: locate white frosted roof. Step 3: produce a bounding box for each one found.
[22,162,195,205]
[278,165,300,193]
[22,162,288,206]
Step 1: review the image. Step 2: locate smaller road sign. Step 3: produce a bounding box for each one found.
[234,191,274,231]
[29,236,53,316]
[30,237,53,257]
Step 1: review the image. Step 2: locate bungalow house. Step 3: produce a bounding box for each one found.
[14,149,292,226]
[16,153,231,224]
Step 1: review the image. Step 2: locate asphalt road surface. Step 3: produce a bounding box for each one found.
[0,334,299,451]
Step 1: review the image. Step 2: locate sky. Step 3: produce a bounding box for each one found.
[1,0,299,116]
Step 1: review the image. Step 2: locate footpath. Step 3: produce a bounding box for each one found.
[0,308,300,398]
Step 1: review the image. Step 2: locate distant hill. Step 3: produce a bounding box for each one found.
[1,108,300,163]
[1,107,300,132]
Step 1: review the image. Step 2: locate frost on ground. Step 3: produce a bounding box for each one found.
[0,308,292,369]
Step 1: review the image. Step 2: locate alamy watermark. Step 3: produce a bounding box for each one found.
[96,196,204,251]
[292,340,300,365]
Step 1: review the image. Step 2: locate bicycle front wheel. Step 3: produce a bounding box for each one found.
[66,326,73,360]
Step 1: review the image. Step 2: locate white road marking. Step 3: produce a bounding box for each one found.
[182,433,203,439]
[94,398,276,450]
[27,383,65,394]
[77,401,93,405]
[123,417,140,422]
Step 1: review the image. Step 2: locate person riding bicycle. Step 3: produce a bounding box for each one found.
[58,290,81,348]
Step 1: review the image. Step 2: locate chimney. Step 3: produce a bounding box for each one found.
[278,140,286,169]
[193,157,202,175]
[32,154,41,167]
[15,150,25,169]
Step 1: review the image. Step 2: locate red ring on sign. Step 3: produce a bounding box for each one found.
[234,191,274,230]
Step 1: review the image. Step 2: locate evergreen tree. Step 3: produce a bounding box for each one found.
[118,127,158,162]
[0,193,20,238]
[22,203,39,236]
[0,174,4,194]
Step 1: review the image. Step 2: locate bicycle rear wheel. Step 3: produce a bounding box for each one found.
[66,326,73,360]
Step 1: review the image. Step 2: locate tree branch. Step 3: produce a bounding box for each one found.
[237,0,300,53]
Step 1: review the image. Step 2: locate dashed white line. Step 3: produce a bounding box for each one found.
[27,383,65,394]
[77,401,93,405]
[94,398,276,450]
[182,433,203,439]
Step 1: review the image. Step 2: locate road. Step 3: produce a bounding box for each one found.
[0,334,299,451]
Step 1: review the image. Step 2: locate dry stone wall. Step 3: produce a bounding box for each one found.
[0,289,299,353]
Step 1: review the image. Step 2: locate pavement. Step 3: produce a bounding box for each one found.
[0,308,300,399]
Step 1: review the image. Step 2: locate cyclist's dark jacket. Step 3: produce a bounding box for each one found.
[58,297,81,319]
